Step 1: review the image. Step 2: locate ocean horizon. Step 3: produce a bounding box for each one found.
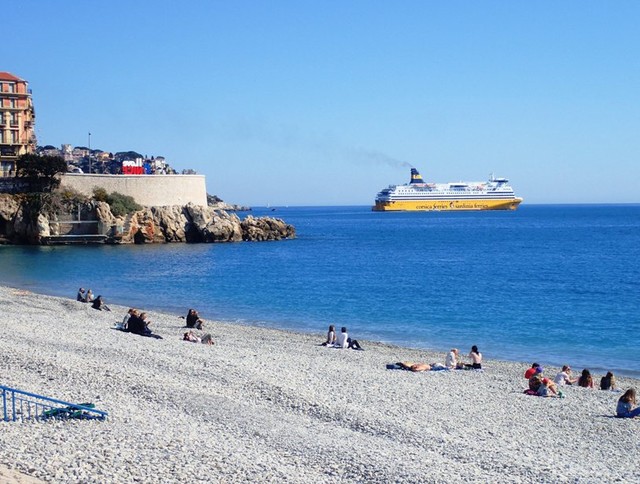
[1,203,639,377]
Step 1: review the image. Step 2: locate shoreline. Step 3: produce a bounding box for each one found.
[2,281,637,379]
[1,285,639,482]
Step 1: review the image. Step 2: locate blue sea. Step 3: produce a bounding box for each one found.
[1,205,639,376]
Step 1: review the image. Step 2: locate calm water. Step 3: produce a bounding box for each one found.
[1,205,639,376]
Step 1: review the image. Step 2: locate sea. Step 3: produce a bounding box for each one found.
[1,205,639,377]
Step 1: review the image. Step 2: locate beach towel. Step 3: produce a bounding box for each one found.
[42,403,97,420]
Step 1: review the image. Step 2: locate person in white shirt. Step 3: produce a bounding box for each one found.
[445,348,459,369]
[335,327,363,350]
[554,365,577,385]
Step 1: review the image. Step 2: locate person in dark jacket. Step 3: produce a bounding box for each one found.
[91,295,111,311]
[186,309,204,330]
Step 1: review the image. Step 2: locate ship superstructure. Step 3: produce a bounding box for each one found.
[372,168,523,211]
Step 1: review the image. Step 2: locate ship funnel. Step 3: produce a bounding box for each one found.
[410,168,425,184]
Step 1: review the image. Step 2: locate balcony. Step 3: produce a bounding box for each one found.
[0,91,29,98]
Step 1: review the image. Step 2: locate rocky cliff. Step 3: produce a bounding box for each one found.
[0,194,295,245]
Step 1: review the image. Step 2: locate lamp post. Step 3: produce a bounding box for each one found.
[88,131,92,174]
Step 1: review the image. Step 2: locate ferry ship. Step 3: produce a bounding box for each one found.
[372,168,523,211]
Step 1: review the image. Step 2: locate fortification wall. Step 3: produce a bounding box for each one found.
[61,174,208,207]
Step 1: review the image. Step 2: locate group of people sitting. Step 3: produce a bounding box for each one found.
[321,325,363,350]
[77,287,111,311]
[118,308,156,336]
[388,346,483,372]
[320,326,484,373]
[110,305,213,344]
[523,362,639,417]
[524,363,618,398]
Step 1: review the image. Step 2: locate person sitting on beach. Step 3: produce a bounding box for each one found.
[600,371,617,391]
[537,377,560,397]
[85,289,94,303]
[335,327,363,350]
[616,388,640,418]
[445,348,460,369]
[578,369,594,388]
[121,308,138,330]
[554,365,577,386]
[524,363,541,379]
[186,309,204,330]
[527,367,560,397]
[127,311,152,336]
[321,325,336,347]
[91,295,111,312]
[183,330,214,345]
[529,367,545,392]
[76,288,86,302]
[465,345,482,369]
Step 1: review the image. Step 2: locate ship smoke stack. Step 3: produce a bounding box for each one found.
[409,168,425,184]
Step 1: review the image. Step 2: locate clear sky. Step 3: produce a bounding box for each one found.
[4,1,639,205]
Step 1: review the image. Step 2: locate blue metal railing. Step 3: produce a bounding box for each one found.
[1,385,108,422]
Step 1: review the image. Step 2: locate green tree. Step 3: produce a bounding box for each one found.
[16,154,67,192]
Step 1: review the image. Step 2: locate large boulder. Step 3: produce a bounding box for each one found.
[240,215,296,241]
[184,204,243,242]
[125,208,166,244]
[151,205,189,242]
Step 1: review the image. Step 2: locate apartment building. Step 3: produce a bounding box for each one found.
[0,72,36,177]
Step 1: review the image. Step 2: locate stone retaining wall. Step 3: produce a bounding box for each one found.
[61,174,207,207]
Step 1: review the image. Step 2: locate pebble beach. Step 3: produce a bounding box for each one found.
[1,285,638,483]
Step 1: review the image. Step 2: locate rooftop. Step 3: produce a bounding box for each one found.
[0,72,24,82]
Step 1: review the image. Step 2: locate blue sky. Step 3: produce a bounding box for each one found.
[4,1,640,205]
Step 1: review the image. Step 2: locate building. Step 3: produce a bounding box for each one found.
[0,72,36,177]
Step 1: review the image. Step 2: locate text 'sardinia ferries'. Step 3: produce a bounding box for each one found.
[373,168,523,211]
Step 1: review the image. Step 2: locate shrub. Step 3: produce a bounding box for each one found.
[58,187,89,204]
[92,187,108,202]
[106,191,142,217]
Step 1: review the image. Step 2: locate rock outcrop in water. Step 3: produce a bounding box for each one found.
[0,194,295,245]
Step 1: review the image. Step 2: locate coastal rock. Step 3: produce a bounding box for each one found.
[241,215,296,241]
[12,204,42,244]
[95,201,115,227]
[127,208,166,244]
[151,205,188,242]
[185,204,243,242]
[0,194,20,241]
[36,213,50,239]
[0,194,295,245]
[207,193,251,211]
[208,201,252,212]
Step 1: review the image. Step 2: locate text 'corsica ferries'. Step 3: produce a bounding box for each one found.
[372,168,523,212]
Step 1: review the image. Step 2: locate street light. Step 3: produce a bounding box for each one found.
[88,131,92,174]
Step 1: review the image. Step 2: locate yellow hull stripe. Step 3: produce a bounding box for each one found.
[372,198,523,211]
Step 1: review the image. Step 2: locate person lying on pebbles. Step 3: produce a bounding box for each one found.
[183,330,214,345]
